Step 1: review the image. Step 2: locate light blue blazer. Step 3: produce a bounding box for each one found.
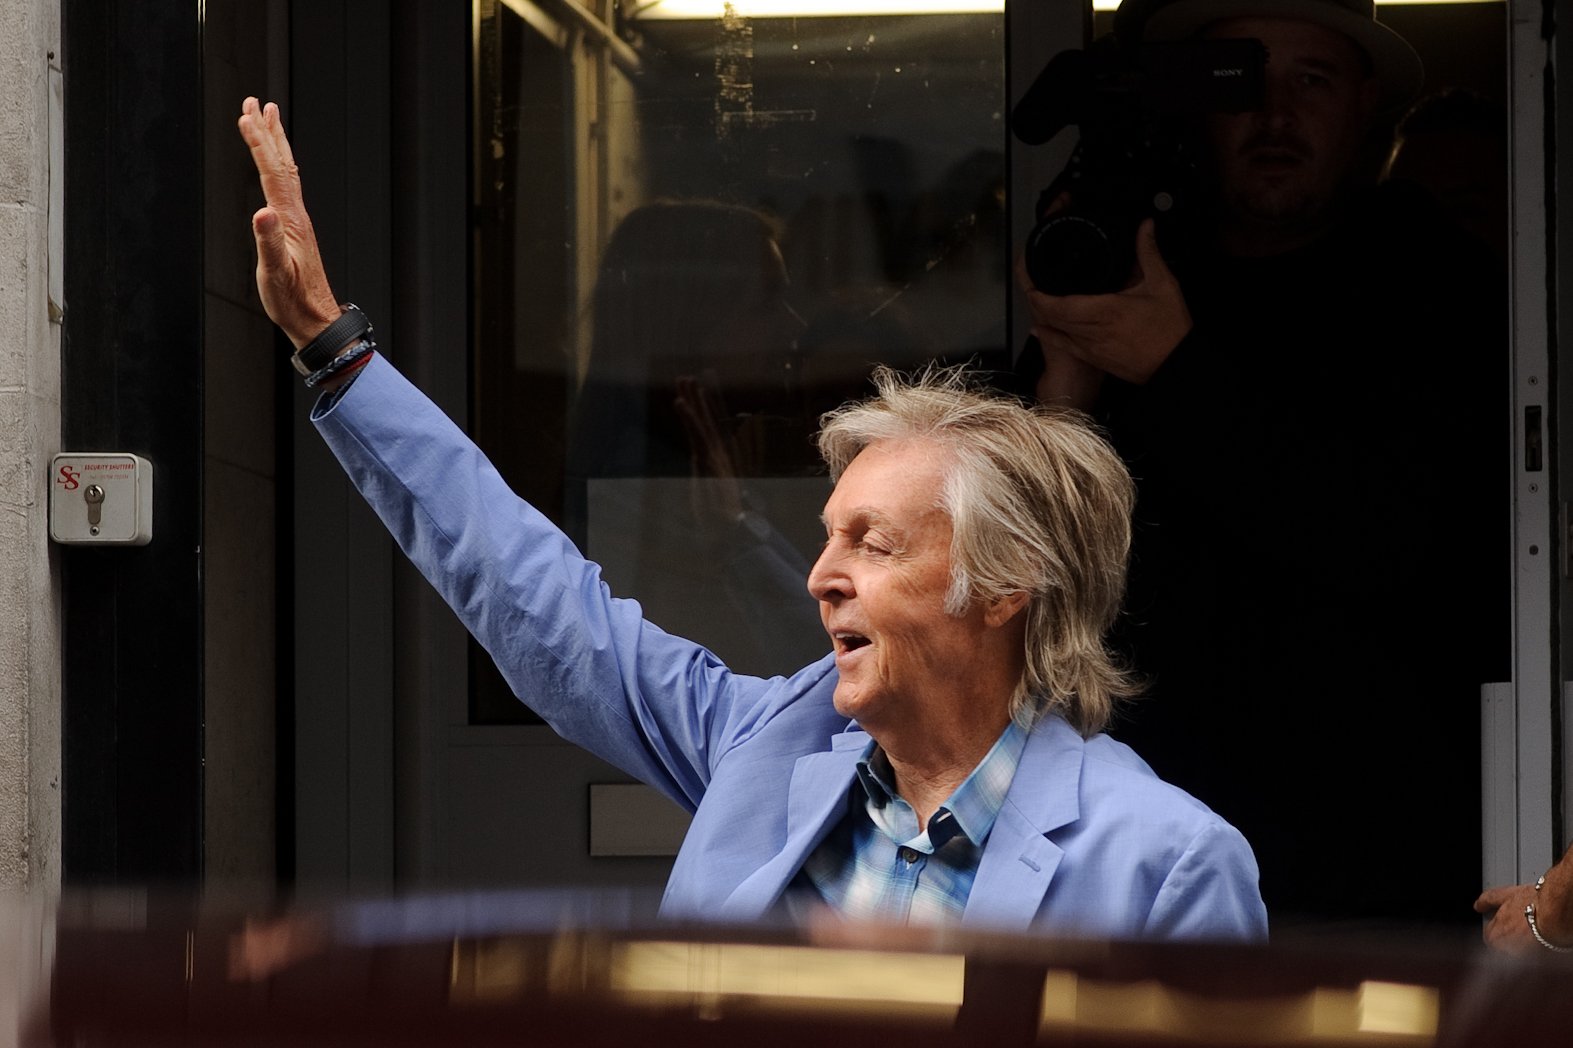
[315,356,1268,942]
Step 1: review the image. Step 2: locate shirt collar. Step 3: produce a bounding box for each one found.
[853,718,1030,848]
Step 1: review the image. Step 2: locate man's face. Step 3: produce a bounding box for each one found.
[1204,17,1380,231]
[807,439,1000,730]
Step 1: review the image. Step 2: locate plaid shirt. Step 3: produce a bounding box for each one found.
[794,718,1030,925]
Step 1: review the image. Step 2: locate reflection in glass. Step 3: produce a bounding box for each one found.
[472,2,1006,716]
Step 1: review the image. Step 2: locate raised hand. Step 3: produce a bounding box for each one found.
[236,97,342,349]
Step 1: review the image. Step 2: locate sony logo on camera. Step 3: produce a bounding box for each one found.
[1012,35,1267,296]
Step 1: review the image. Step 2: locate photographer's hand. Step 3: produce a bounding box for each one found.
[1019,218,1192,389]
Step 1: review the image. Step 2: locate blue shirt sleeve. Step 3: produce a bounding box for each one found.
[310,354,790,811]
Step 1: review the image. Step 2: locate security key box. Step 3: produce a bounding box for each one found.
[50,453,153,546]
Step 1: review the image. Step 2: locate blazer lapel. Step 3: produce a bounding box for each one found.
[717,729,867,920]
[961,716,1084,930]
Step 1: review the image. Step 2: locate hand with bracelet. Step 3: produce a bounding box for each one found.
[1475,843,1573,955]
[237,96,370,391]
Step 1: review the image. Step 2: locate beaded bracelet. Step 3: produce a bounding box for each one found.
[303,338,376,389]
[1525,871,1573,953]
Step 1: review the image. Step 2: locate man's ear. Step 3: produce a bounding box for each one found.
[984,590,1030,628]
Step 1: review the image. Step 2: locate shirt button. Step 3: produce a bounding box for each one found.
[899,847,920,864]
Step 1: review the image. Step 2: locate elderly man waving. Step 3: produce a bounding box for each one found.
[239,97,1265,940]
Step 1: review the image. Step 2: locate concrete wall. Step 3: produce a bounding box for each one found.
[0,0,62,891]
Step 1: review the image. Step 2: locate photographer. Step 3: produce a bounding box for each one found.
[1019,0,1506,929]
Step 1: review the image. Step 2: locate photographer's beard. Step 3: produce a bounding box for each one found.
[1194,18,1379,259]
[1205,119,1366,257]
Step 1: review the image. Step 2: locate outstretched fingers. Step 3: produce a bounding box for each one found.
[238,97,306,218]
[237,96,340,347]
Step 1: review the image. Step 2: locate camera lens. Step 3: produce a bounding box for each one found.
[1024,211,1125,296]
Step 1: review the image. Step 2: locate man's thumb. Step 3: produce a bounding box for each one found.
[252,207,287,264]
[1133,218,1169,280]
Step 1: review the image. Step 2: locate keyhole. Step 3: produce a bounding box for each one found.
[84,484,104,536]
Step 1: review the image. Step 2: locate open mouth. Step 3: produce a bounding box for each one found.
[832,632,871,655]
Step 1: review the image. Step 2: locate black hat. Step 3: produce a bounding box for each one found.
[1138,0,1424,112]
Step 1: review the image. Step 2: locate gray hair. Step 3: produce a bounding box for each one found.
[816,365,1139,735]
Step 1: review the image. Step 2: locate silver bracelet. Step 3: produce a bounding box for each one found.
[1524,872,1573,953]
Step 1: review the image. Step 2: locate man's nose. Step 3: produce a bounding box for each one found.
[806,544,849,603]
[1259,72,1297,123]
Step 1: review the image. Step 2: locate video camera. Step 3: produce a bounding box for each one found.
[1012,33,1266,295]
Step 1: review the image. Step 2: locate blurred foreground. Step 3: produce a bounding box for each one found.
[1,889,1570,1046]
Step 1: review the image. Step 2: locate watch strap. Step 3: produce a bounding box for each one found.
[291,304,371,376]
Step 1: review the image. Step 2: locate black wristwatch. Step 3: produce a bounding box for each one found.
[291,304,371,376]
